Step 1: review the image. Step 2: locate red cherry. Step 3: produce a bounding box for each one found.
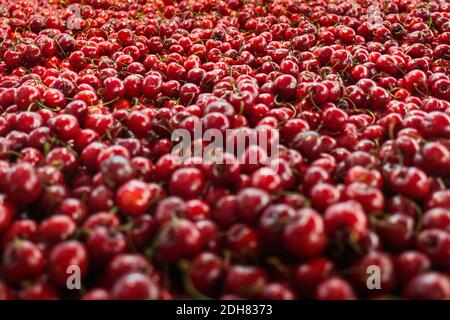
[404,272,450,300]
[111,273,159,300]
[394,251,431,283]
[86,227,127,264]
[102,77,125,101]
[350,251,397,296]
[157,219,203,262]
[105,253,153,285]
[315,277,356,300]
[116,180,154,216]
[169,167,205,200]
[189,252,224,296]
[236,187,270,224]
[274,74,297,100]
[324,200,368,240]
[2,240,45,283]
[0,197,17,233]
[283,208,327,258]
[48,240,89,287]
[224,265,267,298]
[416,229,450,269]
[38,215,76,244]
[7,163,42,204]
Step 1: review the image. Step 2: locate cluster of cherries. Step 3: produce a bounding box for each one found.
[0,0,449,300]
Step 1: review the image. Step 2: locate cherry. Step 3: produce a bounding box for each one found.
[260,283,297,300]
[258,204,297,247]
[386,165,430,200]
[250,167,282,193]
[102,77,125,101]
[1,219,37,247]
[143,74,163,98]
[55,198,88,224]
[224,265,267,298]
[189,252,224,296]
[48,114,79,141]
[213,195,238,228]
[236,187,270,224]
[115,180,154,216]
[0,0,449,301]
[7,163,42,204]
[324,200,368,240]
[377,213,415,250]
[0,197,17,233]
[310,183,341,211]
[423,208,450,232]
[88,185,115,212]
[15,85,41,110]
[274,74,297,100]
[294,258,335,296]
[394,251,431,283]
[127,111,152,138]
[0,279,12,300]
[404,272,450,300]
[83,213,120,231]
[128,214,159,250]
[322,107,348,132]
[154,196,186,226]
[345,166,383,189]
[315,277,356,300]
[418,142,450,176]
[131,157,154,181]
[46,147,79,174]
[38,215,76,244]
[48,240,88,287]
[14,112,43,133]
[292,131,333,161]
[86,227,127,264]
[280,119,310,143]
[17,280,59,300]
[350,251,397,296]
[283,208,326,258]
[185,199,211,221]
[416,229,450,270]
[105,253,153,285]
[123,75,143,98]
[202,112,230,132]
[226,224,261,259]
[4,50,23,68]
[83,289,111,300]
[111,273,159,300]
[169,167,205,200]
[157,219,203,262]
[2,240,45,283]
[425,190,450,210]
[101,155,136,189]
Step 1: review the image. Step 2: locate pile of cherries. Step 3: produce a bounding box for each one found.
[0,0,449,300]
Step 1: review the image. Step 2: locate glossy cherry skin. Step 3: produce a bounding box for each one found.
[2,240,45,283]
[115,180,154,216]
[404,272,450,300]
[111,273,159,300]
[189,252,224,296]
[157,219,203,262]
[315,277,356,300]
[48,241,89,287]
[170,158,205,190]
[283,208,327,258]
